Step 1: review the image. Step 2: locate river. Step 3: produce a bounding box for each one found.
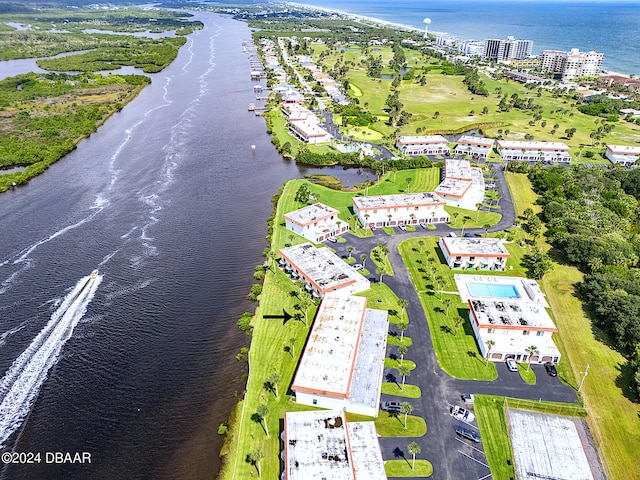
[0,12,372,480]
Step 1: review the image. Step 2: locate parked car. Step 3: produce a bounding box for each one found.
[506,358,518,372]
[448,232,457,238]
[381,401,401,412]
[464,233,473,237]
[351,263,363,270]
[450,405,475,424]
[327,237,337,243]
[398,224,406,231]
[461,393,475,405]
[420,223,427,229]
[544,362,558,377]
[455,426,481,443]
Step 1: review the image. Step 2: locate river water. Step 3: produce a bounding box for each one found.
[0,12,372,480]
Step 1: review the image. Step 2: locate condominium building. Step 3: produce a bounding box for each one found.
[435,159,485,210]
[538,49,603,80]
[454,135,495,159]
[454,275,560,364]
[396,135,450,156]
[352,192,449,228]
[283,410,387,480]
[484,36,533,62]
[291,293,388,417]
[439,237,510,270]
[284,202,349,243]
[278,243,370,298]
[496,140,571,164]
[289,120,332,144]
[605,144,640,166]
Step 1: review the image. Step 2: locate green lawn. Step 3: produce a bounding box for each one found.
[385,358,417,371]
[517,363,536,384]
[357,282,407,325]
[505,172,640,479]
[381,382,422,398]
[375,413,427,437]
[313,44,640,159]
[385,459,433,477]
[474,395,516,480]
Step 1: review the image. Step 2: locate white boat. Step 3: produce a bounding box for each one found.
[90,269,99,277]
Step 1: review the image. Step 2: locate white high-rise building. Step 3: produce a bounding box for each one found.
[483,36,533,62]
[538,49,603,80]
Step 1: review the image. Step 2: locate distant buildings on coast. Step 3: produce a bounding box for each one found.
[434,33,604,81]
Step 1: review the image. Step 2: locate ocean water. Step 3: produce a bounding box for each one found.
[302,0,640,75]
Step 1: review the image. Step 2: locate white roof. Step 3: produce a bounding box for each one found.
[284,410,386,480]
[285,202,339,226]
[469,297,557,330]
[606,144,640,155]
[497,140,569,152]
[397,135,448,145]
[435,178,472,198]
[444,158,473,180]
[290,120,331,138]
[292,294,367,397]
[457,135,495,148]
[352,192,445,210]
[441,237,510,256]
[279,243,370,294]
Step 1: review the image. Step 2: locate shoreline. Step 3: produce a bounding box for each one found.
[286,0,638,77]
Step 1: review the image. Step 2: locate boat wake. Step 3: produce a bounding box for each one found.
[0,272,102,449]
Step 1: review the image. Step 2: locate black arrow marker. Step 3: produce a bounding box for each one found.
[263,309,292,325]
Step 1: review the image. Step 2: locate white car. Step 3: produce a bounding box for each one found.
[450,405,475,424]
[506,358,518,372]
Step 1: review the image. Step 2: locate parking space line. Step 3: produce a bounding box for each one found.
[455,437,485,454]
[457,450,490,468]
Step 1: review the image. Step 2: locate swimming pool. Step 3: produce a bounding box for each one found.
[467,282,520,299]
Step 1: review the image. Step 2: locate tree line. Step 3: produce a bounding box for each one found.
[528,165,640,398]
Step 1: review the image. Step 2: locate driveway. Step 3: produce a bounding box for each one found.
[327,190,578,478]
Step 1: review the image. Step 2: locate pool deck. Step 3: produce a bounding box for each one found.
[454,274,548,306]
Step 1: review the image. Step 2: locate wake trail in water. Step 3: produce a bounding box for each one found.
[0,273,103,449]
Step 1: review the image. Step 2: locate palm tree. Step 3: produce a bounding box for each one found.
[426,256,436,280]
[376,266,385,283]
[461,215,472,236]
[398,318,408,341]
[443,298,452,316]
[346,245,355,259]
[249,449,264,477]
[398,344,408,365]
[418,239,425,254]
[299,292,312,326]
[289,337,296,357]
[268,372,280,398]
[387,213,393,226]
[475,203,483,221]
[397,298,409,318]
[483,223,491,237]
[360,253,368,269]
[295,279,306,293]
[256,404,269,437]
[377,241,389,259]
[525,345,539,370]
[398,364,411,390]
[454,315,464,335]
[408,441,421,470]
[364,212,370,226]
[435,275,445,300]
[485,339,495,366]
[400,402,413,428]
[452,211,459,226]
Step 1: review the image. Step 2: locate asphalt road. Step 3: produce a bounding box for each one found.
[328,181,577,480]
